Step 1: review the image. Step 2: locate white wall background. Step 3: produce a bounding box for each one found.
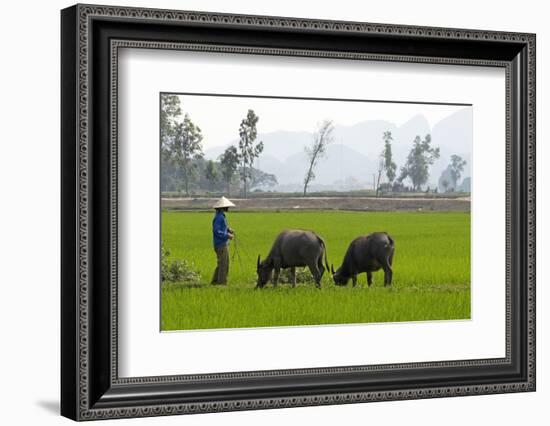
[0,0,546,424]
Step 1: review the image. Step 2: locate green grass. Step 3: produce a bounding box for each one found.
[161,210,470,330]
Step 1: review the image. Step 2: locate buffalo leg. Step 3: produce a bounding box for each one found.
[317,256,325,279]
[273,268,280,287]
[290,267,296,287]
[367,271,373,287]
[352,274,357,287]
[308,263,322,289]
[381,258,393,286]
[272,257,282,287]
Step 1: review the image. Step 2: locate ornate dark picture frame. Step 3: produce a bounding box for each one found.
[61,3,536,421]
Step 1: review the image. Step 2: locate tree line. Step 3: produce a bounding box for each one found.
[301,121,467,196]
[161,95,275,197]
[161,94,468,198]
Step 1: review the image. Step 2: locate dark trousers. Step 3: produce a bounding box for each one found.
[211,244,229,285]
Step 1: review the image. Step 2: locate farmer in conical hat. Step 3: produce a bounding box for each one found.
[211,197,236,285]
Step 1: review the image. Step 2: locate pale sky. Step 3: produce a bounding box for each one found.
[165,93,470,149]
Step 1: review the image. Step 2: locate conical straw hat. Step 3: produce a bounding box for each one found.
[212,196,236,209]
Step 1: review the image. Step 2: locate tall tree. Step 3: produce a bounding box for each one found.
[219,146,239,196]
[375,155,384,198]
[205,160,219,192]
[160,94,182,140]
[398,134,440,191]
[303,120,334,196]
[449,154,467,191]
[376,131,398,197]
[382,131,397,185]
[170,113,204,195]
[160,95,183,193]
[238,109,264,198]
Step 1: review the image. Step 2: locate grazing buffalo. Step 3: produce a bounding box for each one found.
[331,232,394,287]
[256,230,329,289]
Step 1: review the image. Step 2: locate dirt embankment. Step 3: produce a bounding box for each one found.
[161,196,471,212]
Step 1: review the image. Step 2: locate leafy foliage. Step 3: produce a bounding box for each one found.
[382,131,397,184]
[449,154,467,189]
[375,131,399,197]
[160,95,205,196]
[238,109,264,198]
[250,168,278,190]
[160,94,182,142]
[204,160,219,192]
[219,146,240,196]
[279,267,316,284]
[398,134,440,191]
[169,114,204,195]
[161,243,202,284]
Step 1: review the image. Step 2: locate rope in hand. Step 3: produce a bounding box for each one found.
[231,232,245,272]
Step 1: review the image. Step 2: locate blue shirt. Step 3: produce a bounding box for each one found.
[213,211,230,248]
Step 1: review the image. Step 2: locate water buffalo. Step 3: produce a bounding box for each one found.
[331,232,394,287]
[256,230,329,289]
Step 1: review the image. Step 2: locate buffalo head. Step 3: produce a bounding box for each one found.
[331,264,349,286]
[256,255,273,288]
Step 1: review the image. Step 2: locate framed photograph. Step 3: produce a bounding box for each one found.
[61,4,536,421]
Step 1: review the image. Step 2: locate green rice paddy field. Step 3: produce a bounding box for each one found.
[161,210,470,330]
